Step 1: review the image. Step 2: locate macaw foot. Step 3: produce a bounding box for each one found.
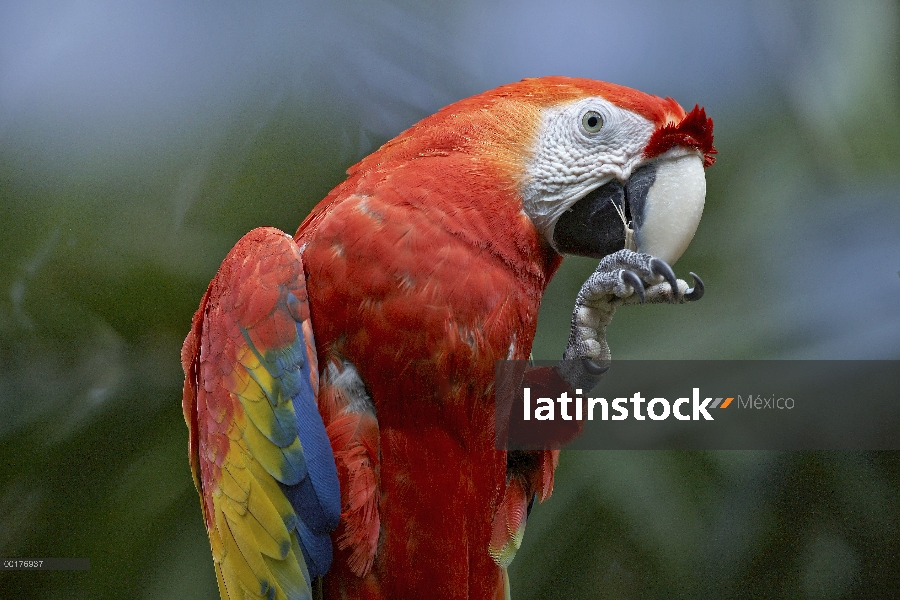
[558,249,704,391]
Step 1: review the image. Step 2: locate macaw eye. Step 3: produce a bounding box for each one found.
[581,110,604,133]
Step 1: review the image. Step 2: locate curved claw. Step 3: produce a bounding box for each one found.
[649,257,678,298]
[685,272,705,301]
[620,270,645,304]
[582,358,610,376]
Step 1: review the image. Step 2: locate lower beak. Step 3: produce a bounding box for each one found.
[551,153,706,265]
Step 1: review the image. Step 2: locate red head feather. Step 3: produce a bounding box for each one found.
[643,104,717,167]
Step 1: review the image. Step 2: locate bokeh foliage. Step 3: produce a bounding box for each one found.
[1,1,899,598]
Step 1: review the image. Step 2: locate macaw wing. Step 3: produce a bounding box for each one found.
[182,227,341,600]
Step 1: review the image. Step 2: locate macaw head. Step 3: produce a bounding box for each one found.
[514,77,716,265]
[341,76,714,269]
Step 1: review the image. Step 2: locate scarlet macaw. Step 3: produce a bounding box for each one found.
[181,77,714,599]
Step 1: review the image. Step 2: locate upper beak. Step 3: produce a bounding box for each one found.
[551,152,706,265]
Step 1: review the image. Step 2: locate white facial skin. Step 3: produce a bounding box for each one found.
[521,97,656,238]
[521,97,706,265]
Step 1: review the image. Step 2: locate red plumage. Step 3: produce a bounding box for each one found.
[319,377,381,578]
[298,129,561,597]
[644,104,717,167]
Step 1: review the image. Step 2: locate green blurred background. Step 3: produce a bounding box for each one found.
[1,1,899,598]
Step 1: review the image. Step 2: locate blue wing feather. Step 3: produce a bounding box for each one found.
[278,319,341,578]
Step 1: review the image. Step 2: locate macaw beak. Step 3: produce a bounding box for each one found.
[551,152,706,265]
